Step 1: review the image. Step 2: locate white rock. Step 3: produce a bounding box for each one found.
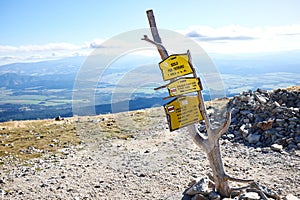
[271,143,283,152]
[285,193,299,200]
[186,178,209,196]
[239,192,260,200]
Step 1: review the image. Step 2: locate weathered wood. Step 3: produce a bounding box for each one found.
[188,115,232,197]
[206,137,231,196]
[143,9,241,197]
[145,10,168,59]
[187,50,211,130]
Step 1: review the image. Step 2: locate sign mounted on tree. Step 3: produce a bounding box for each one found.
[167,77,202,97]
[143,10,259,198]
[159,53,193,81]
[164,96,203,131]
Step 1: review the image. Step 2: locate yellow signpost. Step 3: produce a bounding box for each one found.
[164,96,203,131]
[167,77,202,97]
[159,53,193,81]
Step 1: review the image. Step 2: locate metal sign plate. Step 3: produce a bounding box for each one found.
[159,54,193,81]
[164,96,203,131]
[167,77,202,97]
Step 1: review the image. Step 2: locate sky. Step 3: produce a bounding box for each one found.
[0,0,300,65]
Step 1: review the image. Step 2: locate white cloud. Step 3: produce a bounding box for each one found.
[87,38,105,48]
[0,43,82,53]
[180,25,300,54]
[0,39,107,65]
[1,24,300,66]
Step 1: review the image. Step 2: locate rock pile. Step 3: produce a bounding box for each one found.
[225,88,300,151]
[183,177,283,200]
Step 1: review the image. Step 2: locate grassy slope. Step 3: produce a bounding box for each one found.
[1,86,298,163]
[0,107,166,163]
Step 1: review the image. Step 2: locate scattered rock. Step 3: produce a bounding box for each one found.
[257,120,273,131]
[1,90,299,199]
[239,192,261,200]
[186,178,210,196]
[246,134,261,144]
[227,88,300,151]
[208,191,221,200]
[271,144,283,152]
[55,116,64,121]
[284,194,299,200]
[192,193,209,200]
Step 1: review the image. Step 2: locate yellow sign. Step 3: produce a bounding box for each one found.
[164,96,203,131]
[159,54,193,81]
[167,77,202,97]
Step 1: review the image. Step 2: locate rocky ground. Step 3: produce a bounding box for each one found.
[0,88,299,199]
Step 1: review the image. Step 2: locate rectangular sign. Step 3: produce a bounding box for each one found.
[159,54,193,81]
[167,77,202,97]
[164,96,203,131]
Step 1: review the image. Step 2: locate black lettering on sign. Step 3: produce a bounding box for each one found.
[174,65,184,70]
[171,61,178,67]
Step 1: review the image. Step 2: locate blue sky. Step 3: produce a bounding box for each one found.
[0,0,300,65]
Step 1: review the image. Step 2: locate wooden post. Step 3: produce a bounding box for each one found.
[142,9,252,197]
[187,50,211,130]
[145,10,169,60]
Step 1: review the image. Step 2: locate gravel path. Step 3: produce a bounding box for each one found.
[1,108,300,199]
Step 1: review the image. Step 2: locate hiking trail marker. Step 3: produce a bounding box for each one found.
[151,49,204,131]
[158,53,194,81]
[154,52,203,131]
[165,96,203,131]
[155,77,202,98]
[142,10,255,198]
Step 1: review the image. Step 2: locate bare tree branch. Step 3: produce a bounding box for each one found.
[225,174,254,183]
[231,185,251,191]
[214,109,232,140]
[187,124,208,151]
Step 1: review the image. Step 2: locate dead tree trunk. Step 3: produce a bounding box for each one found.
[143,9,252,197]
[188,112,232,197]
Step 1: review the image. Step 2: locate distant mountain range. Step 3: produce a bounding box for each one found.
[0,51,299,122]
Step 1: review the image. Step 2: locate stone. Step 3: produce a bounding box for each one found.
[243,118,250,123]
[240,110,251,115]
[226,134,235,140]
[192,194,209,200]
[284,193,299,200]
[227,88,299,150]
[55,116,64,121]
[246,134,261,144]
[239,124,249,137]
[271,144,283,152]
[254,93,267,104]
[186,178,210,196]
[239,192,260,200]
[209,191,221,200]
[274,101,281,107]
[199,125,206,132]
[295,136,300,143]
[0,189,5,197]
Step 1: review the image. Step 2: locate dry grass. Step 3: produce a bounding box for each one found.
[74,107,165,142]
[0,100,230,162]
[0,119,81,161]
[286,85,300,92]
